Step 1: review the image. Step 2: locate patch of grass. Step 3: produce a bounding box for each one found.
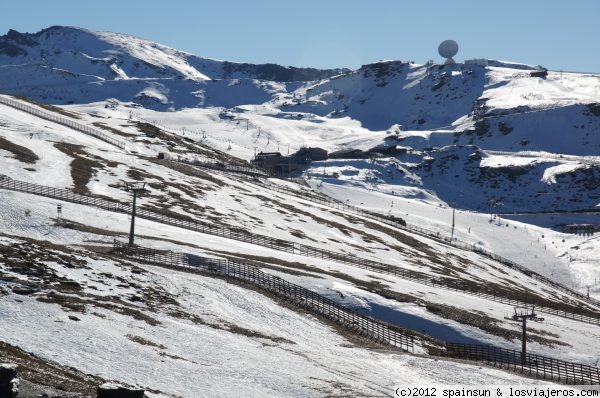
[167,309,295,344]
[255,190,447,267]
[158,351,190,361]
[251,194,377,254]
[55,218,121,237]
[225,323,295,344]
[206,250,326,278]
[54,142,100,194]
[135,121,164,138]
[125,167,148,181]
[363,211,406,227]
[0,241,88,291]
[353,216,446,264]
[126,334,166,349]
[70,157,96,194]
[0,235,89,264]
[0,136,39,163]
[53,142,122,195]
[37,292,86,312]
[0,238,161,326]
[289,229,310,240]
[97,301,161,326]
[37,290,162,326]
[92,122,138,137]
[134,121,249,165]
[148,157,225,187]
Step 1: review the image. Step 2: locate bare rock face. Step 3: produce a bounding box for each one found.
[97,383,145,398]
[0,363,19,397]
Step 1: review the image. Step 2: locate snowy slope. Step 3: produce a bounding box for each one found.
[0,26,345,110]
[2,234,562,396]
[1,25,600,395]
[0,140,572,394]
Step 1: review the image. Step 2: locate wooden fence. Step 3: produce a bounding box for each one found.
[0,95,127,150]
[174,156,600,310]
[2,92,594,310]
[112,240,600,385]
[1,174,599,326]
[112,239,415,352]
[258,179,600,310]
[165,156,271,178]
[446,342,600,385]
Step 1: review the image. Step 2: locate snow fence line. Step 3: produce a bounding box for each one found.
[170,156,600,311]
[112,240,600,386]
[444,343,600,385]
[0,95,127,150]
[111,239,416,352]
[2,92,596,310]
[157,154,270,178]
[1,174,600,328]
[291,184,600,311]
[6,90,592,311]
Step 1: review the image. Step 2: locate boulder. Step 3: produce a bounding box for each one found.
[0,363,19,397]
[97,383,145,398]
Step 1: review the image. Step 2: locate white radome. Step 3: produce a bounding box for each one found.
[438,40,459,64]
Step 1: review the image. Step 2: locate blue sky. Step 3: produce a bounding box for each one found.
[1,0,598,72]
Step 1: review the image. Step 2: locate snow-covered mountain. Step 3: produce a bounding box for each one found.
[0,26,346,109]
[2,26,599,156]
[1,26,600,396]
[279,61,600,156]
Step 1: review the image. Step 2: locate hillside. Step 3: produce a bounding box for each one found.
[0,25,600,396]
[1,93,600,394]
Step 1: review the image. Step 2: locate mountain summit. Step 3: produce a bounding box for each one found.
[0,26,347,109]
[0,26,346,82]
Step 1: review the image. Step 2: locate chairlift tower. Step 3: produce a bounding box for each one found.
[56,203,63,225]
[504,306,544,364]
[450,206,456,241]
[123,181,147,246]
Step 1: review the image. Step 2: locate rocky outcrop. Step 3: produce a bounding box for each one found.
[97,383,145,398]
[0,363,19,398]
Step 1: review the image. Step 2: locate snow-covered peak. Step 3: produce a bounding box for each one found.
[0,26,346,83]
[0,26,209,81]
[0,26,350,110]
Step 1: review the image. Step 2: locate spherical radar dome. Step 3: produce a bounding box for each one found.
[438,40,459,58]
